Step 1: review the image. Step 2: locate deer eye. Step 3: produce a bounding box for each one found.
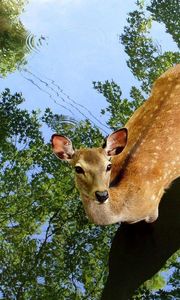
[106,164,112,172]
[75,166,84,174]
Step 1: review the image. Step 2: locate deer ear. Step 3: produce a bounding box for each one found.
[51,134,74,160]
[103,128,128,156]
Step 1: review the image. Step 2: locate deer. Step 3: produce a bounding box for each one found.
[51,64,180,225]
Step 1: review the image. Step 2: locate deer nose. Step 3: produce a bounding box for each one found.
[95,190,109,203]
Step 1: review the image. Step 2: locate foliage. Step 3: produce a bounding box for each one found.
[0,89,117,299]
[93,80,145,130]
[133,251,180,299]
[120,1,180,93]
[0,0,30,77]
[0,0,179,299]
[93,0,180,132]
[147,0,180,48]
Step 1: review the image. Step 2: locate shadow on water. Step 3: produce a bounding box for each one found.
[101,178,180,300]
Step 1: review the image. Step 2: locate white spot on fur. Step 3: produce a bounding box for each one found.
[155,146,161,150]
[152,159,157,164]
[150,195,156,201]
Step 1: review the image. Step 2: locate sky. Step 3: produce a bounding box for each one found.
[0,1,179,295]
[0,0,178,135]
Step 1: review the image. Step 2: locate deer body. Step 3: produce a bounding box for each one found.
[52,65,180,225]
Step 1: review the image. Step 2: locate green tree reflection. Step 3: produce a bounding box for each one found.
[0,0,179,299]
[0,0,30,77]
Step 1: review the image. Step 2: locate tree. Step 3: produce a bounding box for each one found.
[93,80,145,130]
[0,0,40,77]
[93,0,179,130]
[147,0,180,48]
[0,0,179,299]
[132,251,180,299]
[120,0,180,93]
[0,89,117,299]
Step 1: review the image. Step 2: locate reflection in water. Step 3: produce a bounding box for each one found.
[0,1,179,299]
[25,34,46,54]
[0,0,28,77]
[0,0,45,77]
[20,68,109,134]
[101,178,180,300]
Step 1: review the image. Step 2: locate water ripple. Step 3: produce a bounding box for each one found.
[25,33,46,53]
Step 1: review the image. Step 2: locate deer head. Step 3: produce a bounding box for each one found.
[51,128,128,204]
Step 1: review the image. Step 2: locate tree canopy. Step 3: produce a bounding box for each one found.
[0,88,117,299]
[0,0,45,77]
[147,0,180,48]
[0,0,179,299]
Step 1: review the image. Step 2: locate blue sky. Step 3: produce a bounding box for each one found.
[0,0,178,134]
[0,2,179,295]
